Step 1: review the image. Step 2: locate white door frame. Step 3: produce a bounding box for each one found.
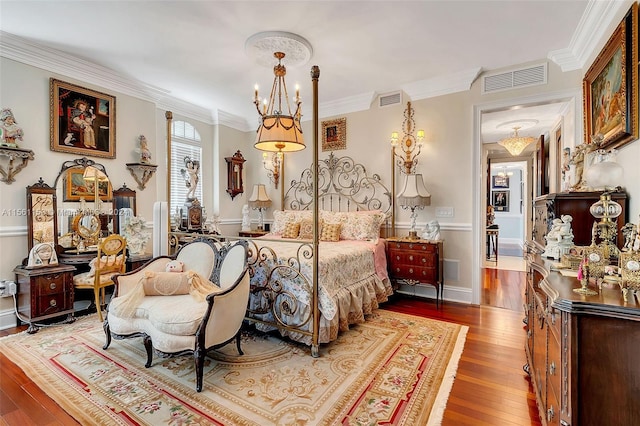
[471,89,581,305]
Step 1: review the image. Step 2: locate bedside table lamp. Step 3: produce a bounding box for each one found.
[249,184,271,231]
[398,173,431,239]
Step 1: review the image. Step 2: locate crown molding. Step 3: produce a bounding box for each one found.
[548,0,629,71]
[403,67,482,101]
[216,110,254,132]
[308,92,377,120]
[155,95,216,125]
[0,31,169,102]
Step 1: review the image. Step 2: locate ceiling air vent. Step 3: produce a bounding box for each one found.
[482,63,547,94]
[378,91,402,108]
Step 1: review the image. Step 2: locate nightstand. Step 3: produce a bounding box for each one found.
[13,264,77,333]
[386,237,444,307]
[238,230,269,238]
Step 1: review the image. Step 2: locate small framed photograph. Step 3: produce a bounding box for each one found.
[64,168,112,202]
[492,175,509,188]
[50,78,116,158]
[321,117,346,151]
[492,190,509,212]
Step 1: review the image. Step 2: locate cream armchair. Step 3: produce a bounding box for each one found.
[103,238,249,392]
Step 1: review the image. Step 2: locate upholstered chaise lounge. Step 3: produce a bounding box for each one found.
[103,238,249,391]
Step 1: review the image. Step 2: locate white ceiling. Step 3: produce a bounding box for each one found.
[0,0,605,140]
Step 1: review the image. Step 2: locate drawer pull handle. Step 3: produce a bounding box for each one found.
[547,406,555,422]
[49,299,57,307]
[49,283,57,290]
[422,258,426,263]
[549,361,556,375]
[409,268,413,274]
[396,255,400,260]
[409,255,414,261]
[396,268,400,273]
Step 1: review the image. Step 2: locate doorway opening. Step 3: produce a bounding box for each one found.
[471,89,581,307]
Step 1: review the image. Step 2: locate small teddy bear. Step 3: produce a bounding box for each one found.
[165,260,184,273]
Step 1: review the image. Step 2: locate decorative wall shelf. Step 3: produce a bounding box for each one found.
[0,146,35,184]
[126,162,157,191]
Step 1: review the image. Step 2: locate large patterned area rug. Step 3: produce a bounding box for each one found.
[0,310,467,425]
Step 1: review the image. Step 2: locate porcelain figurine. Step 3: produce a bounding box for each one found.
[0,108,24,147]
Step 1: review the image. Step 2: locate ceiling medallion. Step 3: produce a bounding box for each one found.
[496,119,538,131]
[245,31,313,67]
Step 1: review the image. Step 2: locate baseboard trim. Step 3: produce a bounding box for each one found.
[0,308,17,330]
[395,284,472,304]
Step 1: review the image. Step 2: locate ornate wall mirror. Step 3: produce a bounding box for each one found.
[112,184,136,234]
[225,150,245,199]
[26,178,58,252]
[53,157,112,249]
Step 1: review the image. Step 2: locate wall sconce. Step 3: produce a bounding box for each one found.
[391,101,424,174]
[262,151,283,189]
[249,184,272,230]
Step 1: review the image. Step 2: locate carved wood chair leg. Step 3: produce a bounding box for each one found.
[94,287,103,322]
[195,350,205,392]
[143,335,153,368]
[103,320,111,350]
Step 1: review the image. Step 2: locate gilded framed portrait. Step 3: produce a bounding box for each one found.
[321,117,346,151]
[50,78,116,158]
[582,3,638,150]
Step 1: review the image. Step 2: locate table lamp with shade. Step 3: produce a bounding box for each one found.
[249,184,272,231]
[397,173,431,239]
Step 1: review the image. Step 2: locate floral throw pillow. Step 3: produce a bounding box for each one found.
[298,218,323,240]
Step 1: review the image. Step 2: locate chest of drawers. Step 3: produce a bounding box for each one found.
[13,264,76,333]
[386,238,444,306]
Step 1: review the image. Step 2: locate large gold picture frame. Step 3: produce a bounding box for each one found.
[582,3,638,150]
[50,78,116,158]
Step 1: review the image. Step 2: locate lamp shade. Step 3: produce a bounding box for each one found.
[248,184,272,209]
[397,174,431,207]
[254,115,305,152]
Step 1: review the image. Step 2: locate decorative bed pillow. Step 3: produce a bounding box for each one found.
[282,221,301,239]
[142,271,192,296]
[320,222,342,242]
[272,210,312,235]
[298,219,323,239]
[321,210,386,241]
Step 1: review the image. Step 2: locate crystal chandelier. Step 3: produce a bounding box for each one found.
[253,52,305,153]
[498,126,535,156]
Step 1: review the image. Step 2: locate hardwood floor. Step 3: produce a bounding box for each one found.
[0,268,540,425]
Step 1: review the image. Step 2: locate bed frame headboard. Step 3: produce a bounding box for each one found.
[284,152,392,218]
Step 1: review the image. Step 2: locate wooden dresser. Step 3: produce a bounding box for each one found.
[533,191,627,247]
[13,264,76,333]
[524,241,640,426]
[386,238,444,306]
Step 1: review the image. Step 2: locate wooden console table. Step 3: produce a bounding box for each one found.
[524,241,640,425]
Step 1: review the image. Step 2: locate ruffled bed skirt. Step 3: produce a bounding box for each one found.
[251,272,393,345]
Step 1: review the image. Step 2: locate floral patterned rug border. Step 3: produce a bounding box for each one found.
[0,310,467,425]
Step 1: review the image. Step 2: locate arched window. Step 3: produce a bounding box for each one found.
[170,120,202,214]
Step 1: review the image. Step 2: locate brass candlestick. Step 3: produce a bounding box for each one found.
[574,263,598,295]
